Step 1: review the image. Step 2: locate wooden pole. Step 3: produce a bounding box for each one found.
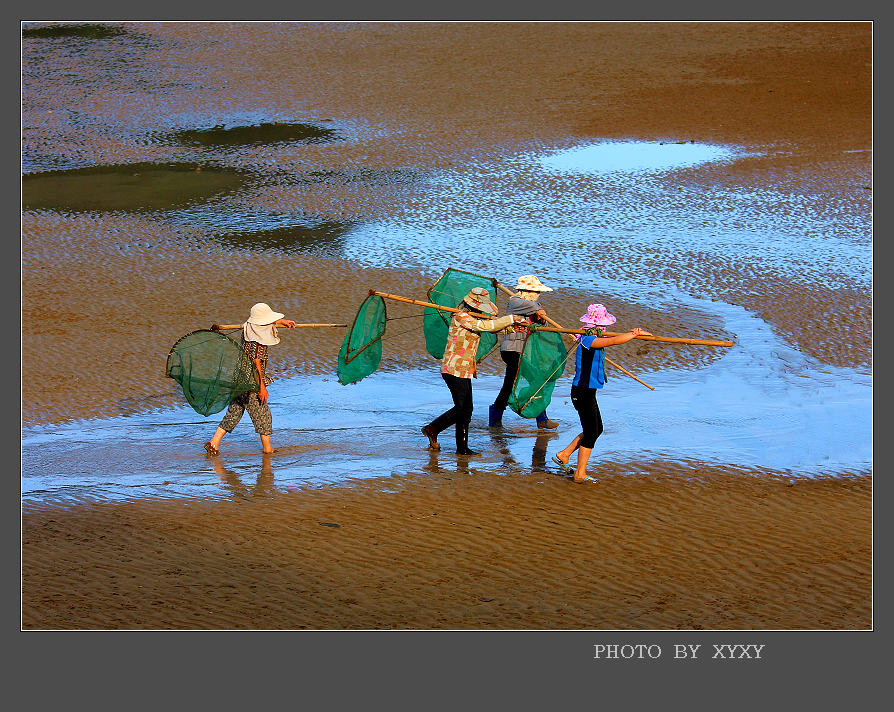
[212,323,347,331]
[533,326,735,347]
[494,281,656,390]
[369,290,496,318]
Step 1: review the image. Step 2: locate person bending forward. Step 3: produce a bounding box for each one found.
[422,287,526,455]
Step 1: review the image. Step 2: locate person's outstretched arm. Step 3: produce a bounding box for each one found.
[583,327,652,348]
[454,312,526,333]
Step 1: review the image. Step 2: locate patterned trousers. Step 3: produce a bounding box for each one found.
[218,391,273,436]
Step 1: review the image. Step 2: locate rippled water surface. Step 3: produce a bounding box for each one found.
[21,23,872,503]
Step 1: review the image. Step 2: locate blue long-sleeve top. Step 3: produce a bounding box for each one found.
[571,335,607,389]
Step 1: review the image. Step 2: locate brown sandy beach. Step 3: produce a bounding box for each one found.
[23,466,870,630]
[22,22,871,629]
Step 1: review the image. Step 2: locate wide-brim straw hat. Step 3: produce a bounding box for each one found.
[462,287,498,316]
[515,275,553,292]
[579,303,616,327]
[246,302,285,325]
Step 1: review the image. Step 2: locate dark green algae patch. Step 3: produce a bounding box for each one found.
[168,122,339,148]
[22,163,247,213]
[213,221,356,255]
[23,24,130,40]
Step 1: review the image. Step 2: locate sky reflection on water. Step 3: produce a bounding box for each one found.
[539,140,742,174]
[22,291,871,504]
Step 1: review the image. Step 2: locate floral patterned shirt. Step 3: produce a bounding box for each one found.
[441,312,515,379]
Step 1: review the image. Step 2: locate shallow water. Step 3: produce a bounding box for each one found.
[21,23,872,504]
[22,293,870,504]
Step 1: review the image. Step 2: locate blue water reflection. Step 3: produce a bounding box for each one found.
[539,140,742,174]
[22,292,871,504]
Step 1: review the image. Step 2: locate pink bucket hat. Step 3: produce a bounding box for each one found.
[579,304,616,327]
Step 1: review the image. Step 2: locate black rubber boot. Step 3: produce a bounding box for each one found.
[488,404,504,427]
[455,423,479,456]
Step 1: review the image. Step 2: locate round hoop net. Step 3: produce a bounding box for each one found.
[166,330,258,416]
[337,294,387,385]
[423,268,498,362]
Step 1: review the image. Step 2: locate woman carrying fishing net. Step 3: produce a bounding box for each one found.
[422,287,527,455]
[489,274,559,430]
[204,302,296,456]
[552,304,652,483]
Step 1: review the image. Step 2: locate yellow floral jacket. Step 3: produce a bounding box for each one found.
[441,312,516,378]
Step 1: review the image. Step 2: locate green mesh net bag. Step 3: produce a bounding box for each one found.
[507,328,572,418]
[423,268,499,361]
[337,294,387,385]
[166,330,259,416]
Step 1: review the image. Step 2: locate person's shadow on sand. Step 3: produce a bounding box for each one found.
[209,454,275,499]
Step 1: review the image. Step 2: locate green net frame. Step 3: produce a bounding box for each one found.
[166,329,259,416]
[337,294,387,385]
[423,268,499,362]
[507,327,573,418]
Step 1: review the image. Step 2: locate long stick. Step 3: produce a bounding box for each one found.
[369,290,496,318]
[212,323,347,331]
[533,326,735,347]
[494,281,655,390]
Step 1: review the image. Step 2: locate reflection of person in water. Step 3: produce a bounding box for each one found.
[209,453,275,498]
[489,429,555,472]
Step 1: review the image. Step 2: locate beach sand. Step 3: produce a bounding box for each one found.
[22,466,871,630]
[22,22,871,629]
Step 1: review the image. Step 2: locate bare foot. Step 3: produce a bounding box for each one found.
[551,454,571,473]
[422,425,440,451]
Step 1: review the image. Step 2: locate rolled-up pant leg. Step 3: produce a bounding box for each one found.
[571,387,603,448]
[218,392,273,436]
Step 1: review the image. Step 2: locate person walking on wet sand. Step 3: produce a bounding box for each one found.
[489,274,559,430]
[204,303,297,456]
[552,304,651,483]
[422,287,526,455]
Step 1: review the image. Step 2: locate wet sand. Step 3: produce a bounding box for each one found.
[21,22,872,629]
[22,466,871,630]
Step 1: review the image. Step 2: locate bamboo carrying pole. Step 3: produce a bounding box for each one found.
[493,281,656,390]
[369,290,497,318]
[533,327,735,347]
[212,323,347,331]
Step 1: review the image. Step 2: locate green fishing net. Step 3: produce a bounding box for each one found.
[337,294,387,385]
[423,268,499,361]
[507,328,572,418]
[166,330,258,416]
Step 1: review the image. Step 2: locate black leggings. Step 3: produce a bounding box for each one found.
[570,385,603,448]
[429,373,474,434]
[492,350,520,411]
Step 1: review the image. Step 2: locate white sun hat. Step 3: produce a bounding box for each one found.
[246,302,284,325]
